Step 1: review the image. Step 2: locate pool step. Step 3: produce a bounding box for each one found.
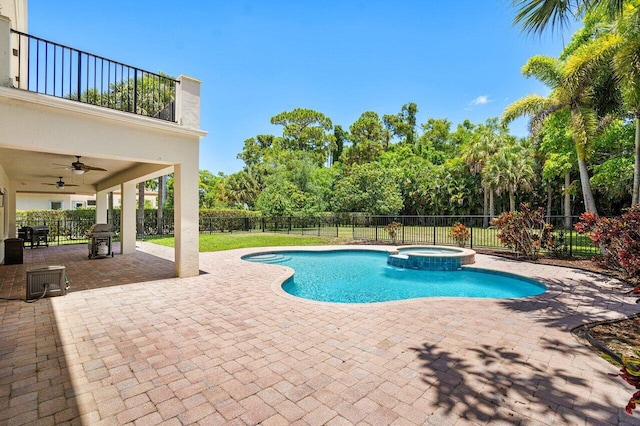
[246,254,291,264]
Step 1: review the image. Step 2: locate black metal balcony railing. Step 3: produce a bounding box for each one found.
[10,29,178,122]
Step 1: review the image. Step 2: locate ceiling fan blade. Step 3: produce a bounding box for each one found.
[82,165,107,172]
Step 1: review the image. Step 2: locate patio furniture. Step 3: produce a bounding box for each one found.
[18,225,49,248]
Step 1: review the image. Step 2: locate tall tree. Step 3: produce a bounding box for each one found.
[270,108,336,165]
[342,112,387,165]
[383,102,418,146]
[461,119,505,225]
[502,40,618,214]
[483,140,537,212]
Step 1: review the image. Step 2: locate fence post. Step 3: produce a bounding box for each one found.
[375,223,378,241]
[352,216,355,239]
[401,218,405,244]
[433,220,436,245]
[470,227,473,249]
[569,230,573,257]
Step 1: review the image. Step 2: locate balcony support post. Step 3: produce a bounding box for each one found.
[0,16,12,87]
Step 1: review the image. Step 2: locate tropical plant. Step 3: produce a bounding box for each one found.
[482,139,537,212]
[448,222,470,247]
[384,221,403,244]
[575,205,640,279]
[491,203,553,259]
[461,119,506,225]
[502,42,618,214]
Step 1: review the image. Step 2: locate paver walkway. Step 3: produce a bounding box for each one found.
[1,243,639,425]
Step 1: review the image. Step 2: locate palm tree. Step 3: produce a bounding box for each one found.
[512,0,625,35]
[502,36,619,214]
[611,1,640,204]
[461,120,504,225]
[514,1,640,205]
[483,141,536,212]
[224,171,261,209]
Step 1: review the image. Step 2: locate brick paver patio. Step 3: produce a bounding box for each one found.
[1,242,638,425]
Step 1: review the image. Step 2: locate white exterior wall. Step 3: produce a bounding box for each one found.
[0,1,206,276]
[0,162,10,262]
[16,193,96,211]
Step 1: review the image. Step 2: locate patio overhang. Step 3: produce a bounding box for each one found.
[0,14,207,278]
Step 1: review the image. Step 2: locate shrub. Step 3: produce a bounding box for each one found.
[491,204,553,260]
[575,205,640,280]
[449,222,470,247]
[384,221,402,244]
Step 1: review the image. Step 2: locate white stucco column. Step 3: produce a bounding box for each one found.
[120,182,137,254]
[95,190,109,224]
[176,75,201,128]
[0,15,12,87]
[7,185,16,237]
[173,162,199,277]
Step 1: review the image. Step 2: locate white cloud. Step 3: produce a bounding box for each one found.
[469,95,492,106]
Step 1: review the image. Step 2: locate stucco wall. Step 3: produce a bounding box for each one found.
[0,162,10,263]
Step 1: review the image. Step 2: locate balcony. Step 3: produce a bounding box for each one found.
[9,29,177,122]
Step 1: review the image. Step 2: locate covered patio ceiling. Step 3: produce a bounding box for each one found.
[0,147,146,194]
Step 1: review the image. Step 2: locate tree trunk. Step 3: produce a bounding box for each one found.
[564,172,572,230]
[489,190,495,219]
[482,185,489,228]
[509,189,515,212]
[137,181,145,237]
[157,175,165,235]
[633,117,640,205]
[577,156,598,215]
[546,181,552,223]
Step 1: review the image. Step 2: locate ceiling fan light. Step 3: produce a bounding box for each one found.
[72,168,85,175]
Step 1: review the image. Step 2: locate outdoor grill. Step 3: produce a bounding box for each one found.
[87,223,114,259]
[18,225,49,248]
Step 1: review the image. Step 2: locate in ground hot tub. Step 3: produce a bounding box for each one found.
[387,245,475,271]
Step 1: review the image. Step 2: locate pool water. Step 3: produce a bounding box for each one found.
[243,250,546,303]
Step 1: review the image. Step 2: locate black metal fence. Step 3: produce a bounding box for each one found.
[10,29,177,122]
[17,213,599,256]
[17,218,96,246]
[351,215,598,256]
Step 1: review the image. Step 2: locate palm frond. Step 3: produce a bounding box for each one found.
[512,0,580,35]
[500,95,558,124]
[522,55,563,87]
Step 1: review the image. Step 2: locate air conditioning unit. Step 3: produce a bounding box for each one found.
[26,266,68,301]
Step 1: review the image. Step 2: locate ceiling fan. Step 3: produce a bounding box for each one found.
[54,156,107,175]
[42,177,79,190]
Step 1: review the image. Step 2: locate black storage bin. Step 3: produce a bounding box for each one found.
[4,238,23,265]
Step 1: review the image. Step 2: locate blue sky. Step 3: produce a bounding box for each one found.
[29,1,575,175]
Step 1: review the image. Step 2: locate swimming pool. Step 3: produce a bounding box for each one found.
[242,249,546,303]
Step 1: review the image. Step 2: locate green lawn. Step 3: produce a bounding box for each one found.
[149,226,597,256]
[151,232,350,252]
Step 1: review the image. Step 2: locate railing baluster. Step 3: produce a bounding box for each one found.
[9,29,180,123]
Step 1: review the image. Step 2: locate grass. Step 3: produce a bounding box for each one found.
[151,232,350,252]
[147,225,598,255]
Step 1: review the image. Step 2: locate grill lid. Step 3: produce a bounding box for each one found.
[88,223,112,234]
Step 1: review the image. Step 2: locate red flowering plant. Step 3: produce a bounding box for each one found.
[575,205,640,282]
[577,206,640,415]
[617,356,640,415]
[448,222,470,247]
[491,204,554,260]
